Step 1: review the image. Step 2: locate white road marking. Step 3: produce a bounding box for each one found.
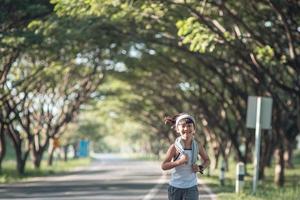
[198,178,217,200]
[142,173,168,200]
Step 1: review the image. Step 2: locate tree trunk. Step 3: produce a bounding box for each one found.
[0,127,6,173]
[212,146,220,170]
[224,140,232,171]
[16,155,26,175]
[284,141,294,168]
[244,136,253,175]
[32,135,50,169]
[32,150,43,169]
[274,146,285,186]
[15,147,29,175]
[231,134,246,164]
[48,144,55,166]
[265,130,275,167]
[258,130,269,180]
[258,153,265,180]
[63,145,68,162]
[7,124,30,175]
[72,143,78,159]
[219,152,229,172]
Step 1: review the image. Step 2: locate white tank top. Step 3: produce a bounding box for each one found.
[169,149,198,188]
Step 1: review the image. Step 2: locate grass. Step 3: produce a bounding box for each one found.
[201,150,300,200]
[0,158,91,184]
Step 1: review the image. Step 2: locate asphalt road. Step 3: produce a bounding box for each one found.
[0,154,216,200]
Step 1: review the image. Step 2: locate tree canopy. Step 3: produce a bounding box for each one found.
[1,0,299,186]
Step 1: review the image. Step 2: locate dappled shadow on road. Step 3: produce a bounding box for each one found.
[0,159,166,200]
[0,179,159,199]
[41,169,114,177]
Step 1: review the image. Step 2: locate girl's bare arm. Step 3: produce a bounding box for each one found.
[161,144,188,170]
[198,143,210,169]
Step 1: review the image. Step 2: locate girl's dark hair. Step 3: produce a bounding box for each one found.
[164,114,179,126]
[164,113,188,128]
[164,113,195,128]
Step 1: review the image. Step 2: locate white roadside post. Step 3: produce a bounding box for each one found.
[236,162,245,193]
[246,96,273,194]
[219,160,225,186]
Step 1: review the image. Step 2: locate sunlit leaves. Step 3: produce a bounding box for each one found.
[1,35,25,48]
[177,17,217,53]
[51,0,90,17]
[254,45,275,64]
[52,0,131,22]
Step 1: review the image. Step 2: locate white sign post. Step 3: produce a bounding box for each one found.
[246,96,272,194]
[236,162,245,193]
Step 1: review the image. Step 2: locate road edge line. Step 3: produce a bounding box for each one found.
[142,172,167,200]
[198,178,217,200]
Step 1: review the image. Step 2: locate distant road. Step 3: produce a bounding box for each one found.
[0,154,216,200]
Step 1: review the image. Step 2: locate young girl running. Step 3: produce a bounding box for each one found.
[162,113,210,200]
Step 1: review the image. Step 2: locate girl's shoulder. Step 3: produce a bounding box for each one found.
[169,143,176,151]
[168,144,178,154]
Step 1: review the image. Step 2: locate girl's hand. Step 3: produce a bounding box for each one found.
[177,153,189,165]
[192,164,204,174]
[192,164,198,172]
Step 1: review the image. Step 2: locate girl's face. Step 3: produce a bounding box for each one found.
[177,121,195,140]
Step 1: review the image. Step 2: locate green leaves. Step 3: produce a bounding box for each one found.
[254,45,275,64]
[177,17,217,53]
[1,35,26,48]
[51,0,90,17]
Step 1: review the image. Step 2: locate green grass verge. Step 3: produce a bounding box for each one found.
[200,151,300,200]
[0,158,91,184]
